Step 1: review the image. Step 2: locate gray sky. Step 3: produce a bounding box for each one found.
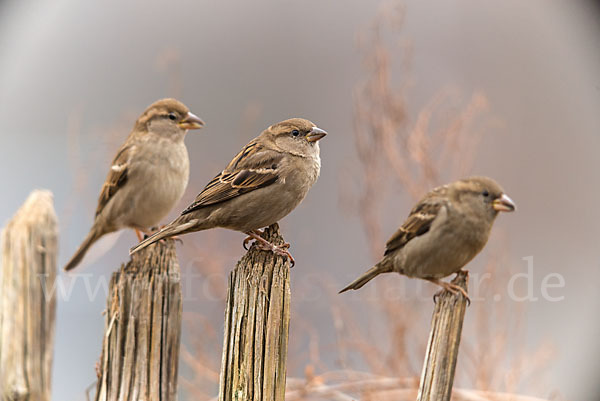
[1,0,599,400]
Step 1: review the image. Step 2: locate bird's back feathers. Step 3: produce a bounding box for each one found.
[95,145,132,218]
[384,196,447,256]
[182,141,283,214]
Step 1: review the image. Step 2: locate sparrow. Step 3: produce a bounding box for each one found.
[339,176,515,299]
[63,98,205,271]
[129,118,327,265]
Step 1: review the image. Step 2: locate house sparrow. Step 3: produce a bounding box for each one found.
[63,98,204,271]
[339,176,515,299]
[129,118,327,265]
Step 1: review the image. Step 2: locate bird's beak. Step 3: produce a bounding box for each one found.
[178,112,205,130]
[493,193,516,212]
[306,126,327,142]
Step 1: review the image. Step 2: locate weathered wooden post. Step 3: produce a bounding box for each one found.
[0,190,58,401]
[218,223,291,401]
[417,270,469,401]
[94,239,182,401]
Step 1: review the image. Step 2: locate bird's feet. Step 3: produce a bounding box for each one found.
[243,230,295,267]
[243,229,264,250]
[137,228,157,241]
[256,241,295,267]
[427,278,470,305]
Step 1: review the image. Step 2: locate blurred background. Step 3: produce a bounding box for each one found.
[1,0,599,399]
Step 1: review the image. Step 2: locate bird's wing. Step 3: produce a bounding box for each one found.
[181,141,282,214]
[95,144,133,217]
[384,190,448,256]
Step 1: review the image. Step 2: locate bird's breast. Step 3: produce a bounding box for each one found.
[123,140,190,228]
[397,208,491,279]
[206,154,321,232]
[281,154,320,188]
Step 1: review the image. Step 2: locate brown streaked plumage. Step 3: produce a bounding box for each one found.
[129,118,327,265]
[63,98,204,271]
[339,176,515,299]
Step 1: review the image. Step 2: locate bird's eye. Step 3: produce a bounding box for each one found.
[482,190,490,197]
[168,112,177,121]
[291,130,300,137]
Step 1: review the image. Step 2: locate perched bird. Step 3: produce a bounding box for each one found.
[63,98,205,271]
[339,176,515,299]
[129,118,327,265]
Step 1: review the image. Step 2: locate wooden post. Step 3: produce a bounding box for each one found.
[218,223,291,401]
[94,239,182,401]
[417,271,469,401]
[0,190,58,401]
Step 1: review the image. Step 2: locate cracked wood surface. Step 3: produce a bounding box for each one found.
[417,270,469,401]
[218,223,291,401]
[94,239,182,401]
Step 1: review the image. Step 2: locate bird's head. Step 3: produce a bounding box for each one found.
[453,176,516,221]
[135,98,204,140]
[262,118,327,158]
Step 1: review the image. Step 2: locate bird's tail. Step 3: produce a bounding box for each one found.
[64,226,103,271]
[339,260,392,293]
[129,217,199,255]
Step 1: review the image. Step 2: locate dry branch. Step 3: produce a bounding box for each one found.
[417,271,469,401]
[0,190,58,401]
[284,370,552,401]
[94,240,182,401]
[218,223,291,401]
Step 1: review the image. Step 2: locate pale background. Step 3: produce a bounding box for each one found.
[1,0,599,400]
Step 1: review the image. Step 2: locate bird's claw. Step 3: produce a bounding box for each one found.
[262,244,295,267]
[428,278,470,306]
[433,285,471,306]
[242,235,253,250]
[274,246,295,267]
[243,232,295,267]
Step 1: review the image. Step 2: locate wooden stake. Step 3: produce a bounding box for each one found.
[0,190,58,401]
[94,239,182,401]
[417,271,469,401]
[218,223,291,401]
